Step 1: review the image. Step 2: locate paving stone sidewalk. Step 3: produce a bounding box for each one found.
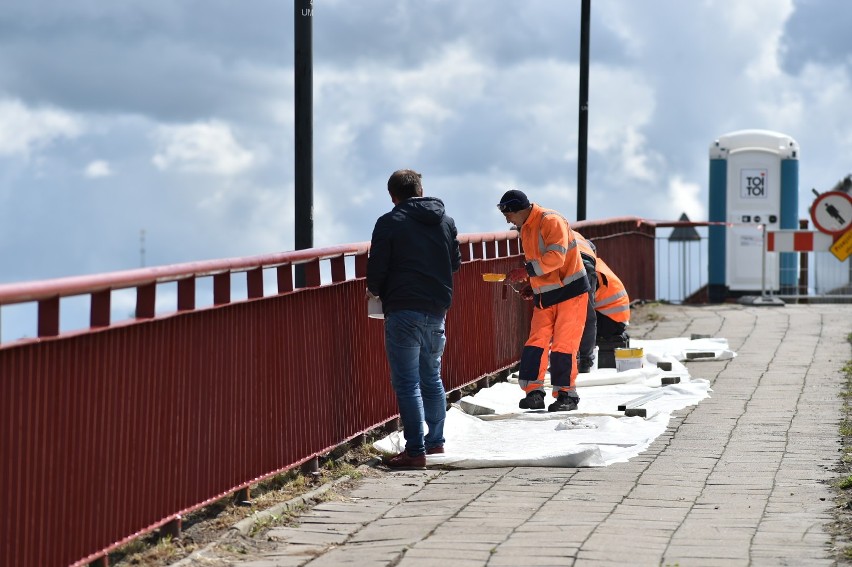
[199,303,852,566]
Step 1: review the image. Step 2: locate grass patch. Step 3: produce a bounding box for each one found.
[832,331,852,562]
[838,476,852,490]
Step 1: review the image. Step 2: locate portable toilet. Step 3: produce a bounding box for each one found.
[707,130,799,302]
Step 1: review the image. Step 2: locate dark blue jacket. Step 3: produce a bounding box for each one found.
[367,196,461,316]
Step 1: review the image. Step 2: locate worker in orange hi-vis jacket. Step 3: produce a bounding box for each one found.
[590,255,631,366]
[572,231,631,371]
[572,231,600,373]
[497,189,590,412]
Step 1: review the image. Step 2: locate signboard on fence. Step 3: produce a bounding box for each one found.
[830,229,852,262]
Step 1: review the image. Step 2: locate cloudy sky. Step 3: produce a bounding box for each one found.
[1,0,850,284]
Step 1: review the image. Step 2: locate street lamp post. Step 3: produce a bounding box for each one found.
[576,0,590,222]
[294,0,314,288]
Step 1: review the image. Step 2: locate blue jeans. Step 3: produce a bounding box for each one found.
[384,310,447,457]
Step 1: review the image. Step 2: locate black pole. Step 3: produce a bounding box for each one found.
[576,0,590,221]
[294,0,313,287]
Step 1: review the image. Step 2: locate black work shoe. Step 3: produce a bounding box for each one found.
[578,357,593,373]
[548,391,579,412]
[519,390,546,410]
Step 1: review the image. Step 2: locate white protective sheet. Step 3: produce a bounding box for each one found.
[374,337,730,468]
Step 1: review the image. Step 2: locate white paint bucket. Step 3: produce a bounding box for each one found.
[367,296,384,319]
[615,347,643,372]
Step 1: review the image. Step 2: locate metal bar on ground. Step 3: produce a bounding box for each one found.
[618,390,665,417]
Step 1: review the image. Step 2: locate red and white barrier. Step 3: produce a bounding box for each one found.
[766,230,833,252]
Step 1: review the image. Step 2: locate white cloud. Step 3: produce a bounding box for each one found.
[84,160,113,178]
[152,121,256,176]
[330,42,487,162]
[0,99,82,157]
[665,175,705,222]
[1,0,851,296]
[724,1,795,80]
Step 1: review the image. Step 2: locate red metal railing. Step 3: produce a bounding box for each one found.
[573,216,657,300]
[0,219,655,567]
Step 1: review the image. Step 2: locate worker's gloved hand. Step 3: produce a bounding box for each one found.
[517,283,534,301]
[505,266,529,283]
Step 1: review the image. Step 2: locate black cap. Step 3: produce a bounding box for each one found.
[497,189,530,213]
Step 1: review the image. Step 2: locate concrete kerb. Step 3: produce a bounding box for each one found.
[171,459,382,566]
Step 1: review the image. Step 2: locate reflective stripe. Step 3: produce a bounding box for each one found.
[541,210,569,224]
[596,290,627,308]
[530,259,545,276]
[534,268,587,293]
[538,233,573,256]
[562,269,587,286]
[599,304,630,315]
[537,282,561,293]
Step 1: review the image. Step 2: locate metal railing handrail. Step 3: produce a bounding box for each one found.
[0,231,522,307]
[0,242,368,306]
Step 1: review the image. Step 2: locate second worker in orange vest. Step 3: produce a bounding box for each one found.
[498,189,590,412]
[572,232,631,371]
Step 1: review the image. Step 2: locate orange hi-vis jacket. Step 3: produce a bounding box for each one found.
[573,231,597,262]
[594,256,630,323]
[519,204,590,308]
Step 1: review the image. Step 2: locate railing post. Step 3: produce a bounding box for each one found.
[247,267,264,299]
[136,283,156,319]
[355,254,368,278]
[497,239,508,257]
[384,417,400,434]
[234,487,251,506]
[472,241,484,260]
[277,265,294,294]
[90,290,111,328]
[509,238,521,256]
[213,273,231,305]
[330,256,346,282]
[798,219,809,301]
[301,457,320,477]
[37,297,60,337]
[301,260,321,288]
[177,278,196,311]
[160,516,182,539]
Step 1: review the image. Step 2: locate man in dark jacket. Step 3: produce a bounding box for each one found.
[367,169,461,469]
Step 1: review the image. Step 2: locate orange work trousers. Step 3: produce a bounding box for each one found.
[518,294,587,395]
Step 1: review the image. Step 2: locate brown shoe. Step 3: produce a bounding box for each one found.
[384,451,426,469]
[426,445,445,455]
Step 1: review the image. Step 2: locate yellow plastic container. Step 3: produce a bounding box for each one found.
[614,347,644,372]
